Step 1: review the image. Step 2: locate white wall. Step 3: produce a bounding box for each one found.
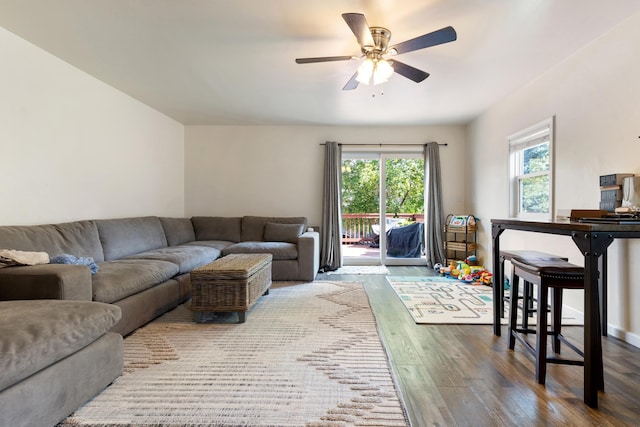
[0,26,185,226]
[185,125,467,227]
[468,11,640,344]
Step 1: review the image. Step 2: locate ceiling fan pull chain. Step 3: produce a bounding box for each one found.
[371,85,385,98]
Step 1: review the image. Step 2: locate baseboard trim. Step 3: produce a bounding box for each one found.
[607,326,640,348]
[563,305,640,349]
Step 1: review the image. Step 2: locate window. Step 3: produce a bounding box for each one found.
[508,117,554,219]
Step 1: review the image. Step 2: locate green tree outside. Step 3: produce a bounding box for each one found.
[341,159,424,215]
[521,143,550,213]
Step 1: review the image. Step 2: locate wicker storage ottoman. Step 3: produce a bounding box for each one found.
[190,253,272,323]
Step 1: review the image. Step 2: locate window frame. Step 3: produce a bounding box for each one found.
[508,117,554,219]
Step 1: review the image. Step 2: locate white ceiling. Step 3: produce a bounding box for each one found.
[1,0,639,126]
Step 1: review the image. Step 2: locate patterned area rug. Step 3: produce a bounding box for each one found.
[326,265,390,275]
[388,276,583,325]
[59,281,408,427]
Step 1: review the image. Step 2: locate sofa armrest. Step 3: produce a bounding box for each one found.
[0,264,92,301]
[297,231,319,281]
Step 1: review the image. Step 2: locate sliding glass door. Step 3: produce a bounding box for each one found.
[341,150,426,266]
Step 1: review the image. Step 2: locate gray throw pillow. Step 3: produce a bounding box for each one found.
[263,222,304,243]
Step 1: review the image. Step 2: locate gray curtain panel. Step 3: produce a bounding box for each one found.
[319,141,343,272]
[424,142,447,268]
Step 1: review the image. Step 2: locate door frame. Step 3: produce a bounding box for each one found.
[342,148,427,266]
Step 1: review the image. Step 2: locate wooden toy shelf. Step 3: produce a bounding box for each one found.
[444,214,477,263]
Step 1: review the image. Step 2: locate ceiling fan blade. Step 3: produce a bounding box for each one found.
[390,60,430,83]
[389,26,457,55]
[295,55,354,64]
[342,72,359,90]
[342,13,375,48]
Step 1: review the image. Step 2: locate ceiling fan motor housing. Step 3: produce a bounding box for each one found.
[364,27,392,56]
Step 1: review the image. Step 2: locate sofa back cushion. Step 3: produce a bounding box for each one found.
[159,217,196,246]
[264,222,305,243]
[191,217,241,242]
[0,220,105,262]
[96,217,168,261]
[241,216,308,242]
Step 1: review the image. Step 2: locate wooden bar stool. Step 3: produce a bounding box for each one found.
[498,250,568,320]
[507,258,601,386]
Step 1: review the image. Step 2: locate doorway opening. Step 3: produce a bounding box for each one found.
[341,151,426,266]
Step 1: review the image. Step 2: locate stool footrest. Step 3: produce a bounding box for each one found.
[557,334,584,358]
[512,330,586,366]
[546,357,584,367]
[512,332,536,356]
[513,327,537,335]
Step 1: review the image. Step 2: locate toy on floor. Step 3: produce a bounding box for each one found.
[434,259,492,285]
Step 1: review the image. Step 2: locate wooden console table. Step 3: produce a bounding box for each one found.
[491,217,640,408]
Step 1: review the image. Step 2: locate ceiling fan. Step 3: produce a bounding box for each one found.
[295,13,457,90]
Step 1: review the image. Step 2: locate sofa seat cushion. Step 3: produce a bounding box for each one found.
[185,240,234,251]
[126,245,221,274]
[0,299,121,391]
[92,259,179,303]
[222,241,298,260]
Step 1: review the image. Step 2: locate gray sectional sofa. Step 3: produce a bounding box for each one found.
[0,299,123,427]
[0,215,319,427]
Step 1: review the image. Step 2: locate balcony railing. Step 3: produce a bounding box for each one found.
[342,213,424,244]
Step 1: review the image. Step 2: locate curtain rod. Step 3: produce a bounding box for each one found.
[319,142,448,146]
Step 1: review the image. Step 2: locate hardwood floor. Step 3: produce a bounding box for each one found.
[317,266,640,427]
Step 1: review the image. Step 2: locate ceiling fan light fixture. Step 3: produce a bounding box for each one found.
[356,57,393,86]
[373,59,393,85]
[356,58,374,84]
